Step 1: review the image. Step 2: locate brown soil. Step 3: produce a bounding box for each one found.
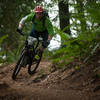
[0,51,100,100]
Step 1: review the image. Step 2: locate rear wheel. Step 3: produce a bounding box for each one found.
[28,50,42,75]
[12,49,26,80]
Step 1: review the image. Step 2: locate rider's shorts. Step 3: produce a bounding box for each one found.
[30,30,49,48]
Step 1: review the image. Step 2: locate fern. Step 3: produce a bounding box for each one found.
[0,34,8,45]
[51,23,100,68]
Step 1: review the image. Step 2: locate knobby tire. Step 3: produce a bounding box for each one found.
[12,50,25,80]
[28,52,42,75]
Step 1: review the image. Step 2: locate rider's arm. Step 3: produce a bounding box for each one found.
[45,17,54,40]
[18,12,35,30]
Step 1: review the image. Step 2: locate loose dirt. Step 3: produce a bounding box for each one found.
[0,57,100,100]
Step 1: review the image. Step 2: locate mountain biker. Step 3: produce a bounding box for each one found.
[17,5,54,52]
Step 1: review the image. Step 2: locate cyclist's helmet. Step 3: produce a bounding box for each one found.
[34,6,44,13]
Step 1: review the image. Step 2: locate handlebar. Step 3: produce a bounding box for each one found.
[17,28,43,41]
[28,36,43,42]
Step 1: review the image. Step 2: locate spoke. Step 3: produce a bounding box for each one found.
[15,65,20,75]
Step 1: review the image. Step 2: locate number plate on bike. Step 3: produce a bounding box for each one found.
[27,36,37,45]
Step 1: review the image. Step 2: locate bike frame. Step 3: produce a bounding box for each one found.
[12,31,43,80]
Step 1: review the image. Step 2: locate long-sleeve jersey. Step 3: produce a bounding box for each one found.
[19,12,54,36]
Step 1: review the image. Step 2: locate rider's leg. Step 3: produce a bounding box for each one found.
[40,30,49,52]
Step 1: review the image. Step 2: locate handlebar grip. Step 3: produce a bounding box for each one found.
[17,28,24,36]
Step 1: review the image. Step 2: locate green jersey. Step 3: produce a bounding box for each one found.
[19,12,54,36]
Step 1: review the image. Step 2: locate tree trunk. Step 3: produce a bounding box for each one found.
[58,1,70,35]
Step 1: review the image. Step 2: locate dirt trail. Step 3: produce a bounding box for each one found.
[0,60,100,100]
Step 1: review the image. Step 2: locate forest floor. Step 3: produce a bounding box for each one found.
[0,50,100,100]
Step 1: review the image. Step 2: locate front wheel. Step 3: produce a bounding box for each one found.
[12,49,26,80]
[28,51,43,75]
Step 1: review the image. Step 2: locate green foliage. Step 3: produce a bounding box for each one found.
[51,24,100,68]
[85,2,100,24]
[0,50,6,63]
[0,0,36,64]
[49,1,100,68]
[0,34,8,45]
[0,35,8,63]
[5,41,24,63]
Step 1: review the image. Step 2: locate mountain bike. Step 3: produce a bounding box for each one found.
[12,31,43,80]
